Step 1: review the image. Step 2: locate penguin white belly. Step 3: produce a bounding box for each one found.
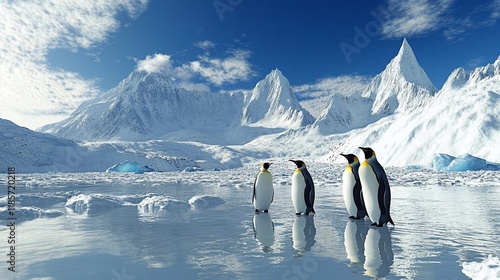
[291,170,307,213]
[254,172,273,211]
[342,168,358,217]
[359,163,381,224]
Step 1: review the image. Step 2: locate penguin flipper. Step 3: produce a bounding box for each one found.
[252,175,257,203]
[301,168,315,213]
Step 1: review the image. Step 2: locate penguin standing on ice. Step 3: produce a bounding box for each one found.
[358,147,394,227]
[253,162,274,212]
[340,154,367,219]
[289,160,315,215]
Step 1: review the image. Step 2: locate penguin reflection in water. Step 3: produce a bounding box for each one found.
[358,147,394,227]
[340,154,367,220]
[289,160,315,215]
[252,163,274,213]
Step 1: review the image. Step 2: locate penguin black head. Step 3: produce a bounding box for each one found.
[289,159,305,168]
[262,162,272,170]
[340,154,358,164]
[359,147,376,160]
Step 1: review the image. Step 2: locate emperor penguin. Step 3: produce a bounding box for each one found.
[252,162,274,212]
[340,154,367,219]
[289,160,315,215]
[358,147,394,227]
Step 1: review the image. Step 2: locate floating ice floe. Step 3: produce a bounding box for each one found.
[182,166,205,172]
[462,255,500,280]
[0,206,64,221]
[106,160,155,173]
[65,194,124,216]
[137,195,190,214]
[433,153,500,171]
[188,195,226,209]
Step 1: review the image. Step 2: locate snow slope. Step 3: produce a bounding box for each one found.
[0,118,205,173]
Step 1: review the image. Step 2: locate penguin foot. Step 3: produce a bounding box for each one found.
[295,213,301,216]
[254,209,259,213]
[263,210,268,213]
[376,224,383,227]
[348,216,355,219]
[370,222,378,226]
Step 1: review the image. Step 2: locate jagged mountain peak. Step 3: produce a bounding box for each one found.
[385,38,435,88]
[242,69,314,129]
[362,39,437,115]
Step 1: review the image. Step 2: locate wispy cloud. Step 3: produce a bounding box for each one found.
[194,40,216,50]
[380,0,500,40]
[293,75,372,99]
[380,0,453,38]
[0,0,149,129]
[189,50,254,86]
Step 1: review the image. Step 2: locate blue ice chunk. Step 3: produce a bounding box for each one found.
[447,154,486,171]
[433,153,493,171]
[433,153,455,171]
[106,161,155,173]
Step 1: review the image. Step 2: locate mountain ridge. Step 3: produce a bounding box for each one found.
[11,39,498,170]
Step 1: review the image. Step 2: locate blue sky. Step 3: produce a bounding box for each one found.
[1,0,500,128]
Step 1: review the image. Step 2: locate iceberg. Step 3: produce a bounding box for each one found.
[106,160,155,173]
[433,153,499,171]
[433,153,455,171]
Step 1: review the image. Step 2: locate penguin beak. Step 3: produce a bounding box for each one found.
[289,159,299,167]
[340,153,348,159]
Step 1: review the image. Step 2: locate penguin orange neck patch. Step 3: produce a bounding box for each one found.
[361,160,369,166]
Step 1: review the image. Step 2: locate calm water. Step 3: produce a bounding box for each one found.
[1,167,499,279]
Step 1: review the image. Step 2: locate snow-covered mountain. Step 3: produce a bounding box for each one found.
[27,39,499,170]
[42,68,312,142]
[41,70,243,141]
[242,69,314,129]
[362,38,437,116]
[312,39,436,135]
[331,55,500,166]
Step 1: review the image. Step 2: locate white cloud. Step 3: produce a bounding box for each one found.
[0,0,149,129]
[189,50,254,86]
[136,53,174,73]
[293,75,372,99]
[134,49,254,91]
[380,0,453,38]
[380,0,500,40]
[194,40,216,50]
